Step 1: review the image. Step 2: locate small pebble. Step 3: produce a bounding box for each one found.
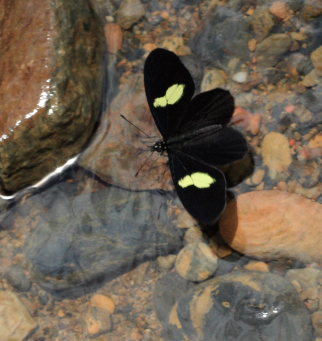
[232,71,248,83]
[244,261,269,272]
[251,168,265,185]
[90,294,115,314]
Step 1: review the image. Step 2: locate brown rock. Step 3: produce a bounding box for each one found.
[244,261,269,272]
[79,73,173,191]
[220,191,322,263]
[0,0,105,194]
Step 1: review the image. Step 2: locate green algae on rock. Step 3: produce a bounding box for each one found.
[0,0,105,195]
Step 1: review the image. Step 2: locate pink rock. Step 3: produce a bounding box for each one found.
[219,190,322,263]
[231,107,262,135]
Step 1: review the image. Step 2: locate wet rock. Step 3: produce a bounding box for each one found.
[0,0,105,195]
[269,1,292,20]
[312,311,322,336]
[201,69,227,92]
[289,160,320,188]
[0,290,37,340]
[232,71,248,83]
[302,69,320,87]
[286,268,322,313]
[104,23,123,54]
[155,271,313,341]
[302,0,322,20]
[90,294,115,314]
[231,106,262,135]
[85,306,112,337]
[311,45,322,75]
[261,132,292,179]
[175,241,218,282]
[6,264,31,292]
[116,0,145,29]
[301,84,322,113]
[255,34,293,68]
[250,7,275,41]
[220,190,322,263]
[191,7,251,66]
[23,182,184,297]
[79,73,173,191]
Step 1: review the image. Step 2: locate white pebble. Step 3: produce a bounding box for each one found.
[232,71,248,83]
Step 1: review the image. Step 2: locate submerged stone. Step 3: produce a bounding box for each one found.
[23,182,184,297]
[154,271,313,341]
[0,0,105,195]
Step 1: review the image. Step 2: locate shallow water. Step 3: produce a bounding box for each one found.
[1,0,322,340]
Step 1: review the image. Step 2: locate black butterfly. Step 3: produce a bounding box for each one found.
[144,48,248,225]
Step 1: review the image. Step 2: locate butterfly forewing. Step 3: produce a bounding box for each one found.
[177,88,235,133]
[144,48,195,137]
[169,152,226,225]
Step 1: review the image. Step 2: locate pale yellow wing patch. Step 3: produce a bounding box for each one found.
[178,172,216,189]
[153,84,185,108]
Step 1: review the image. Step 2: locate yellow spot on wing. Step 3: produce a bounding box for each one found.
[178,172,216,189]
[153,84,185,108]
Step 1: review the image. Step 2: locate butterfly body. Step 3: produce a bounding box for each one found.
[144,48,248,225]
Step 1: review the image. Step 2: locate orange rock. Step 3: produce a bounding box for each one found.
[104,23,123,54]
[269,1,291,20]
[220,190,322,263]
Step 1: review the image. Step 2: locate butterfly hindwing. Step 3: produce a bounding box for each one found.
[144,48,195,137]
[177,126,248,166]
[169,152,226,225]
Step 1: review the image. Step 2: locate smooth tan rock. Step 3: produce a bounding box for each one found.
[0,291,37,341]
[116,0,145,29]
[261,132,292,179]
[220,190,322,263]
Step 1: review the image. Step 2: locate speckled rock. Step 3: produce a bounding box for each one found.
[250,7,275,41]
[0,290,37,341]
[255,34,293,68]
[23,181,184,297]
[311,45,322,75]
[302,0,322,20]
[116,0,145,29]
[154,271,313,341]
[220,191,322,263]
[0,0,105,195]
[261,132,292,179]
[175,241,218,282]
[201,69,227,92]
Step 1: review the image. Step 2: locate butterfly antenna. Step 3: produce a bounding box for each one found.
[120,114,151,138]
[135,151,154,177]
